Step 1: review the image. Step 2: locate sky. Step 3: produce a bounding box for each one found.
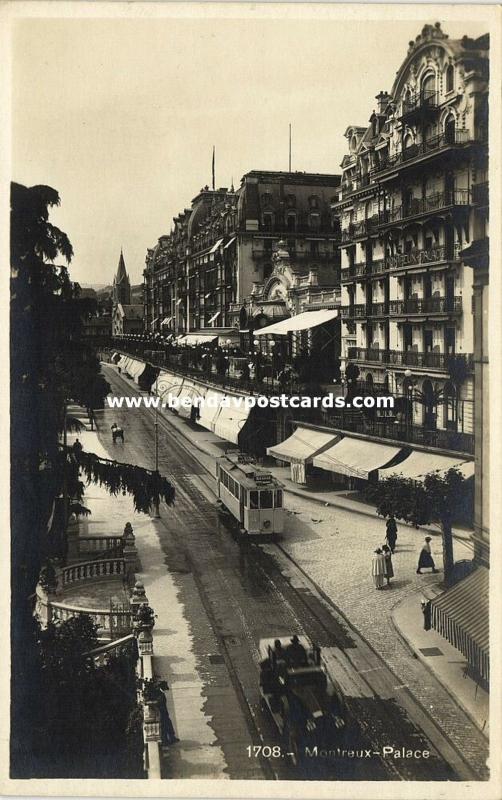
[11,11,490,287]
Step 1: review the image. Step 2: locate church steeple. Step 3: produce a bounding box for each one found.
[112,249,131,305]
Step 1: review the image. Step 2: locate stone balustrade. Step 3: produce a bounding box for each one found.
[61,558,126,587]
[78,536,124,556]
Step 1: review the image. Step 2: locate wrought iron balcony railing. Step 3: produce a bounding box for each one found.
[372,129,473,174]
[347,347,474,372]
[389,297,462,315]
[341,304,366,319]
[401,89,439,117]
[378,190,470,226]
[385,243,461,270]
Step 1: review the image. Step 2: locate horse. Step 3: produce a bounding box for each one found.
[111,423,125,443]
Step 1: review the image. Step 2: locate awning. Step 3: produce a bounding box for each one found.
[150,318,159,328]
[430,567,489,682]
[213,398,252,444]
[198,389,226,433]
[379,451,475,481]
[208,312,220,324]
[179,333,218,346]
[224,236,236,249]
[254,309,338,336]
[267,426,339,464]
[161,317,172,326]
[156,370,183,403]
[127,358,146,383]
[209,238,224,254]
[313,437,403,480]
[176,380,207,419]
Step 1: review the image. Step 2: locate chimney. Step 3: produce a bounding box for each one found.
[375,91,391,113]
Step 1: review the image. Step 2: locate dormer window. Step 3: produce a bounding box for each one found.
[351,135,358,152]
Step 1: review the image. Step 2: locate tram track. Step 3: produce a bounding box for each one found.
[100,366,481,781]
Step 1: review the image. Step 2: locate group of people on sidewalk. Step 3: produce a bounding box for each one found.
[371,516,439,590]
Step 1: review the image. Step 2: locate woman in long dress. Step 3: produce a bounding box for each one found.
[382,544,394,586]
[372,548,387,589]
[417,536,438,574]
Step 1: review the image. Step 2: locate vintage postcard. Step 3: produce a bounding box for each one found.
[1,2,500,798]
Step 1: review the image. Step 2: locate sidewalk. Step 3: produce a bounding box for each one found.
[392,589,489,738]
[66,421,233,780]
[106,366,488,765]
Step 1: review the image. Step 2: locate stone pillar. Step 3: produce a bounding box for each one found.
[130,581,149,616]
[122,522,139,586]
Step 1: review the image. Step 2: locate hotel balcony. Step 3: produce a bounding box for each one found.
[367,301,389,317]
[347,346,474,373]
[341,304,366,319]
[389,296,462,316]
[320,414,474,456]
[341,259,388,283]
[340,215,379,243]
[378,190,470,228]
[372,129,474,177]
[339,173,371,199]
[399,90,439,124]
[385,242,461,271]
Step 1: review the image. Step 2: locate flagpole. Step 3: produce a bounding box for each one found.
[289,124,292,172]
[212,146,215,190]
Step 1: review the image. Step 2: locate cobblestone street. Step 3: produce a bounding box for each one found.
[272,492,488,773]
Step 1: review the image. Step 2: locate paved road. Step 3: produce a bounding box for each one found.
[96,365,469,781]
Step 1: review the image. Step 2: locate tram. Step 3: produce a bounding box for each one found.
[216,454,285,538]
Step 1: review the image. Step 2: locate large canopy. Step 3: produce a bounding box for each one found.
[430,567,489,682]
[254,309,338,336]
[267,426,339,464]
[178,333,218,346]
[378,450,475,481]
[313,437,403,480]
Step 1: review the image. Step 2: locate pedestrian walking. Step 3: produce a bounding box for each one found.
[385,515,398,553]
[416,536,439,574]
[372,548,387,590]
[382,544,394,586]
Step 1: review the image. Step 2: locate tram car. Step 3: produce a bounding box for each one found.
[216,454,285,538]
[258,635,347,765]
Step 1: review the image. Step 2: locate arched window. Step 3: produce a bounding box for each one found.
[446,64,454,93]
[421,72,436,104]
[444,113,456,144]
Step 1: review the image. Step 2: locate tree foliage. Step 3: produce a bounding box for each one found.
[22,616,144,778]
[365,467,472,528]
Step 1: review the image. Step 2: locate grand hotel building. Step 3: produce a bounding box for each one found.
[333,23,488,456]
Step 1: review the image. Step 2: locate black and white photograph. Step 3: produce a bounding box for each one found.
[2,2,500,796]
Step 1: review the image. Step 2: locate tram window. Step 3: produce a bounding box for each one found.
[260,491,273,509]
[275,490,283,508]
[250,491,259,509]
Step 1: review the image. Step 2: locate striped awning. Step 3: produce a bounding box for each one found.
[430,566,489,682]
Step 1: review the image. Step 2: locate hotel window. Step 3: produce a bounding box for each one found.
[446,64,454,94]
[263,213,274,231]
[286,214,296,232]
[309,213,321,230]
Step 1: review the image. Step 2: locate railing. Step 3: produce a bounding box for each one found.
[78,536,124,557]
[50,601,133,637]
[347,347,474,372]
[379,190,470,226]
[341,216,379,242]
[385,243,460,270]
[341,259,386,281]
[367,302,389,316]
[401,89,439,117]
[341,304,366,318]
[61,558,126,587]
[389,297,462,315]
[373,129,473,174]
[320,415,474,455]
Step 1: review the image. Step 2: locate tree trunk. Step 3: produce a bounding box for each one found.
[441,515,455,585]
